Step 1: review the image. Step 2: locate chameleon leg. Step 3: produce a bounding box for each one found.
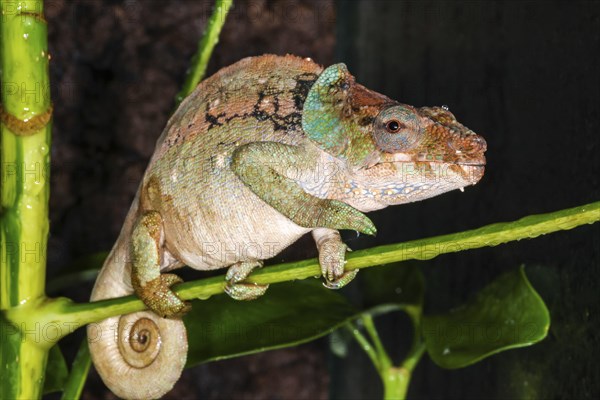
[131,211,191,318]
[312,228,358,289]
[231,142,376,235]
[225,261,269,300]
[224,261,269,300]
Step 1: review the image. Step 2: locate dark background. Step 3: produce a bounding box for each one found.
[44,1,599,399]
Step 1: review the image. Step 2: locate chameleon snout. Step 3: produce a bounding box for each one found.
[446,131,487,167]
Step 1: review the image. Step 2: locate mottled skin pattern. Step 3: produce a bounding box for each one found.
[88,55,486,399]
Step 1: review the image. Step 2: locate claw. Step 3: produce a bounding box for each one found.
[224,261,269,300]
[328,200,377,235]
[225,283,269,300]
[323,269,358,289]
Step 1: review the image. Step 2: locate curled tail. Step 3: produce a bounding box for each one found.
[87,200,188,399]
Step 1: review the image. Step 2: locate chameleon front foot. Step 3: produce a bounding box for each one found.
[323,269,359,289]
[313,228,358,289]
[224,261,269,300]
[139,273,191,318]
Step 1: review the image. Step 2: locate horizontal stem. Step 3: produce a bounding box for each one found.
[7,201,599,340]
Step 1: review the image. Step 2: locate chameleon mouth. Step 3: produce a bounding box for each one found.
[365,160,485,184]
[367,159,486,171]
[455,155,486,167]
[459,164,485,184]
[384,151,486,167]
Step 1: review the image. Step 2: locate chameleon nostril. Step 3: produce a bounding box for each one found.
[473,136,487,153]
[448,135,487,155]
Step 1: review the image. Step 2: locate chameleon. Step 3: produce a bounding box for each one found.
[87,54,486,399]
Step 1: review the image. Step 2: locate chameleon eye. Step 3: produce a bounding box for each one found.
[385,120,404,133]
[374,105,422,153]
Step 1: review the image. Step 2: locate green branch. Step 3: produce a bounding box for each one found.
[346,322,382,371]
[0,1,234,398]
[351,312,421,399]
[9,201,599,340]
[0,0,52,398]
[60,340,91,400]
[175,0,233,107]
[362,314,391,369]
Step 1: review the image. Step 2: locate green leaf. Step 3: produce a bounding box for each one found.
[422,266,550,369]
[184,279,357,366]
[43,344,69,394]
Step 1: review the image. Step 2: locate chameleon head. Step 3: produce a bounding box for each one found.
[302,63,486,210]
[360,103,487,206]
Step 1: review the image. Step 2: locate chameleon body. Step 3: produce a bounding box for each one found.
[88,55,486,399]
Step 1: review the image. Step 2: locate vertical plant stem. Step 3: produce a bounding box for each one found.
[362,314,391,367]
[175,0,233,106]
[0,0,52,398]
[349,312,425,400]
[60,340,91,400]
[382,367,411,400]
[346,322,382,371]
[402,306,425,372]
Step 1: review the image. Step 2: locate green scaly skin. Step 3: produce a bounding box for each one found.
[88,55,487,398]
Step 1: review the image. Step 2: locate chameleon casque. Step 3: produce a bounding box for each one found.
[88,55,486,398]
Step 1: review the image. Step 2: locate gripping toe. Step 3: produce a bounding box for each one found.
[323,269,359,289]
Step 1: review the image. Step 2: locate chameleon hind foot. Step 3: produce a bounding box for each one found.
[139,273,191,318]
[224,261,269,300]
